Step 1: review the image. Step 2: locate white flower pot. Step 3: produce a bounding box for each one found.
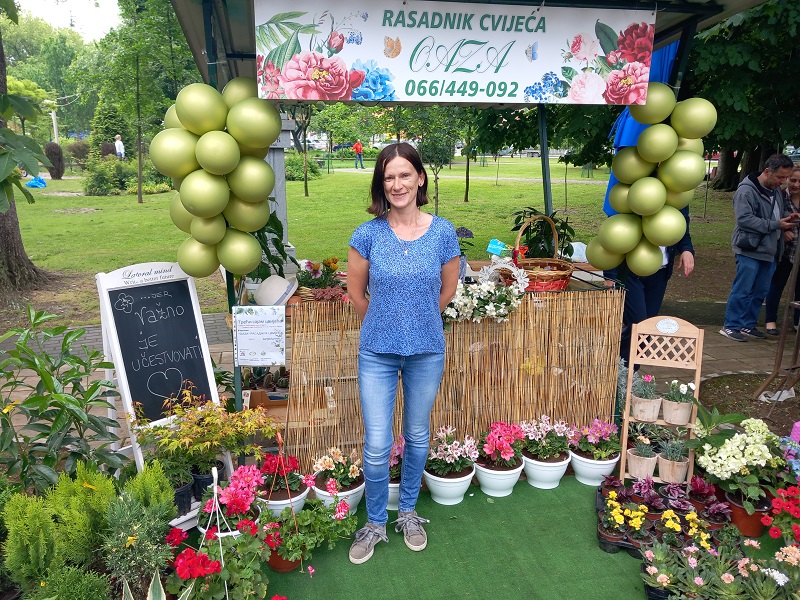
[423,467,475,505]
[474,462,524,497]
[522,454,570,489]
[661,399,693,425]
[312,480,365,515]
[626,448,657,480]
[569,450,620,486]
[630,394,662,422]
[387,481,400,511]
[257,485,310,518]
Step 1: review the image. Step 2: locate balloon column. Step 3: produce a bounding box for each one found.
[587,82,717,276]
[149,77,283,278]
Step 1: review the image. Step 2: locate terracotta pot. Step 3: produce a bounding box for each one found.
[657,455,689,484]
[661,399,692,425]
[597,520,626,543]
[631,394,662,422]
[627,448,658,479]
[267,549,301,573]
[725,492,768,538]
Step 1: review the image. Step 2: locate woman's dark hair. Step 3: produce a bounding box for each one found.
[368,143,429,216]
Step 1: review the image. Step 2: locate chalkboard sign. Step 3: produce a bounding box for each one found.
[96,262,219,432]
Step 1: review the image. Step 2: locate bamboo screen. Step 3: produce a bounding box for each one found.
[285,289,624,472]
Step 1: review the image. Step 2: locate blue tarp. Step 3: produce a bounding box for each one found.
[25,176,46,188]
[603,42,680,217]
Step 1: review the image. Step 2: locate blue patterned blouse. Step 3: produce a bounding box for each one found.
[349,214,460,355]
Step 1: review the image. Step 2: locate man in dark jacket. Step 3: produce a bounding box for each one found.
[720,154,796,341]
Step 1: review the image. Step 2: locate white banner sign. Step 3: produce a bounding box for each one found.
[254,0,655,105]
[232,305,286,367]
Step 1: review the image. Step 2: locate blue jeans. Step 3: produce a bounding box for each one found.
[764,257,800,325]
[355,153,364,168]
[358,349,444,525]
[723,254,777,330]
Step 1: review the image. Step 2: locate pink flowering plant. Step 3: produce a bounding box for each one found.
[388,435,404,482]
[570,418,621,460]
[425,425,479,477]
[199,465,263,530]
[478,421,525,468]
[311,446,362,492]
[631,372,659,400]
[263,497,357,562]
[524,20,654,104]
[519,415,577,460]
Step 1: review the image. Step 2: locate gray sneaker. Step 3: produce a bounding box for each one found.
[349,523,388,564]
[719,328,747,342]
[740,327,766,339]
[393,510,429,551]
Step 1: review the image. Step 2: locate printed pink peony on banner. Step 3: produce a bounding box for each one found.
[254,1,655,105]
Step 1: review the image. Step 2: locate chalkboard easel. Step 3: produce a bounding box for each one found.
[96,262,223,472]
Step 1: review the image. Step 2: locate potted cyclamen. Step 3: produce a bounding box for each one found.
[519,416,576,489]
[387,435,404,511]
[627,435,658,480]
[311,447,364,515]
[475,420,526,497]
[661,379,696,425]
[630,373,662,422]
[568,418,621,486]
[257,453,312,514]
[423,425,479,505]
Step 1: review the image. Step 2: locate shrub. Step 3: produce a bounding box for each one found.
[100,141,116,158]
[44,142,65,179]
[2,493,55,590]
[101,493,174,598]
[24,565,112,600]
[284,152,322,181]
[122,460,177,521]
[0,475,20,592]
[84,155,138,195]
[66,140,90,170]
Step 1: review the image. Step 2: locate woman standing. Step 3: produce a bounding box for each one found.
[346,143,460,564]
[765,164,800,334]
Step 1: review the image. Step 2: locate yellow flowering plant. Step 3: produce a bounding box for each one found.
[659,509,683,534]
[624,502,650,539]
[296,257,343,289]
[311,446,362,492]
[600,491,627,532]
[683,511,712,551]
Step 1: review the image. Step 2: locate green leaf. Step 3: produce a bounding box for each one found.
[266,31,301,72]
[146,570,165,600]
[122,579,134,600]
[561,67,579,82]
[265,11,307,23]
[595,20,619,56]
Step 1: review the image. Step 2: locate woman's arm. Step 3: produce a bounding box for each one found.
[439,256,460,313]
[347,246,370,320]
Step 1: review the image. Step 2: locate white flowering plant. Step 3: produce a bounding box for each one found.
[693,418,783,514]
[664,379,696,403]
[425,425,479,477]
[442,257,528,324]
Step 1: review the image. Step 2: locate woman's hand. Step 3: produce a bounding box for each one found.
[439,256,460,312]
[347,247,370,320]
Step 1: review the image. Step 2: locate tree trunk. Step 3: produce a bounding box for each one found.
[0,200,48,292]
[463,153,471,202]
[740,147,761,181]
[0,28,48,293]
[711,148,741,191]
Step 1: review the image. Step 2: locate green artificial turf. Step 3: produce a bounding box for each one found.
[265,476,645,600]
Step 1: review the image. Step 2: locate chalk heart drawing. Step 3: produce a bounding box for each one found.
[147,368,184,400]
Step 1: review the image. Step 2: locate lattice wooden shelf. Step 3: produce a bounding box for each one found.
[618,316,704,485]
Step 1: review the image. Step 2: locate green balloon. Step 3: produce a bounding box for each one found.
[628,177,667,216]
[665,189,694,210]
[226,156,275,203]
[658,151,706,193]
[636,124,679,164]
[226,97,282,149]
[626,238,663,276]
[175,83,228,136]
[223,196,272,232]
[196,131,241,176]
[608,183,632,214]
[179,170,230,218]
[642,205,687,246]
[611,147,656,184]
[670,97,717,139]
[629,82,677,125]
[222,76,258,108]
[586,237,624,271]
[190,214,228,245]
[216,229,263,275]
[149,128,200,179]
[169,193,193,233]
[598,214,643,255]
[177,237,220,278]
[676,137,704,156]
[164,104,184,129]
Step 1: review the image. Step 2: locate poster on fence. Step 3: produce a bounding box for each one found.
[254,0,655,105]
[232,305,286,367]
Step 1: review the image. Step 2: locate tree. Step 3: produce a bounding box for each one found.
[312,103,360,152]
[7,75,50,135]
[0,0,50,294]
[412,106,460,215]
[284,103,316,197]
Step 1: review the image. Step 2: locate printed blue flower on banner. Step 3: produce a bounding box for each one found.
[351,59,396,101]
[347,31,363,45]
[524,71,566,103]
[361,12,368,21]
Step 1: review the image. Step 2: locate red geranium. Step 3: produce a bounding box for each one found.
[174,547,222,580]
[617,22,655,67]
[166,527,188,547]
[236,519,258,536]
[766,484,800,541]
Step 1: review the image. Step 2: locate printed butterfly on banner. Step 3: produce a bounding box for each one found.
[384,36,402,59]
[524,41,538,62]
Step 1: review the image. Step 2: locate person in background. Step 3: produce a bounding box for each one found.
[720,154,797,342]
[346,142,459,564]
[353,139,364,169]
[114,134,125,160]
[764,164,800,335]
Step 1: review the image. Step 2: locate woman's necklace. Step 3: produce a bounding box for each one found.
[389,213,420,256]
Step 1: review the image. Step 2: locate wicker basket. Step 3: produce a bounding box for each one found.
[513,215,574,292]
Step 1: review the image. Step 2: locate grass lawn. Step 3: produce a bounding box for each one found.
[7,161,736,327]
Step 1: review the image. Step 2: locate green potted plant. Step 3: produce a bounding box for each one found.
[511,207,575,261]
[656,438,689,484]
[661,379,696,425]
[630,373,662,422]
[519,416,576,490]
[295,257,345,301]
[568,418,621,486]
[310,446,364,514]
[262,497,357,570]
[627,435,658,480]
